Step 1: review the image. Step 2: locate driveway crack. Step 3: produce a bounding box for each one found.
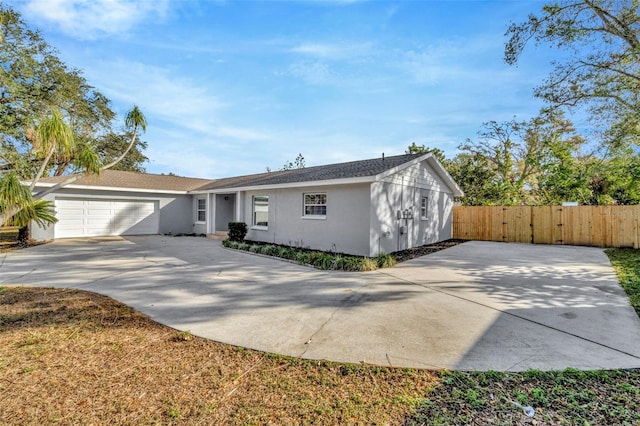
[299,282,370,357]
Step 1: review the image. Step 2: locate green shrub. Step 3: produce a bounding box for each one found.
[333,256,346,270]
[280,247,297,260]
[261,245,279,256]
[296,251,311,265]
[315,253,337,270]
[222,239,238,249]
[237,242,250,251]
[248,244,261,253]
[376,254,397,268]
[227,222,247,242]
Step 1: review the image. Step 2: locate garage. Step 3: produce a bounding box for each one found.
[54,198,159,238]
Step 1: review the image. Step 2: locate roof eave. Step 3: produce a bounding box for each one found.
[374,153,465,197]
[189,175,376,194]
[31,182,191,195]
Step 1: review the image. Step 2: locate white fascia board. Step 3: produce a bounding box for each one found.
[375,153,434,180]
[31,182,189,195]
[188,176,375,194]
[427,157,465,197]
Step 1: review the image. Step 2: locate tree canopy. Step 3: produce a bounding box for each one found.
[410,109,640,206]
[0,4,148,229]
[505,0,640,149]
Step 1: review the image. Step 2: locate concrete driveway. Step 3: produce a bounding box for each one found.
[2,236,640,372]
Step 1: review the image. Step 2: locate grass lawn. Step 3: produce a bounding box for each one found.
[0,287,436,424]
[1,247,639,424]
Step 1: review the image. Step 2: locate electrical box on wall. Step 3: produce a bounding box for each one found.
[400,225,406,235]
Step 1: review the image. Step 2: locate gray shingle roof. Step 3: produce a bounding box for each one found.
[38,170,214,192]
[34,153,459,195]
[195,153,423,191]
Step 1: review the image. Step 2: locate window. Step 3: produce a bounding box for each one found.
[304,193,327,216]
[253,195,269,227]
[420,196,428,220]
[196,198,206,223]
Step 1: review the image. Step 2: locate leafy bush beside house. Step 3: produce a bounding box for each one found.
[222,239,387,272]
[227,222,247,242]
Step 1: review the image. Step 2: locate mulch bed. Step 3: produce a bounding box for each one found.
[391,239,467,263]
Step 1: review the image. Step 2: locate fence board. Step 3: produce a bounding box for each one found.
[453,205,640,249]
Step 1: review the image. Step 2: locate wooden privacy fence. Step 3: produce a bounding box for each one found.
[453,205,640,249]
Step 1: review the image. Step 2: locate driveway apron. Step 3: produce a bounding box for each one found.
[1,236,639,372]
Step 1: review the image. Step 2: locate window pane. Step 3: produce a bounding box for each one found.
[304,193,326,216]
[196,198,206,222]
[253,196,269,226]
[305,205,326,216]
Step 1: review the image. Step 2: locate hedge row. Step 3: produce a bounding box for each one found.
[222,239,396,272]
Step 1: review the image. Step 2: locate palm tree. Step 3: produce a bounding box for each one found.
[0,173,57,243]
[0,105,147,228]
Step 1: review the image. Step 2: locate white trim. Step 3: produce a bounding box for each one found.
[207,193,215,234]
[303,192,327,217]
[301,216,326,220]
[251,226,268,231]
[32,182,189,195]
[420,196,429,220]
[188,156,463,197]
[195,197,207,224]
[188,176,374,194]
[252,195,269,228]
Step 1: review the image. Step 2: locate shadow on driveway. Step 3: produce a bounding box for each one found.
[1,236,639,371]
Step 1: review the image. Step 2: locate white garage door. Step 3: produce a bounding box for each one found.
[54,198,159,238]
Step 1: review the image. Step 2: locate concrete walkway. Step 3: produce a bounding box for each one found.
[1,236,640,372]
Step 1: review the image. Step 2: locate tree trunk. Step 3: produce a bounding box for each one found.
[17,225,30,245]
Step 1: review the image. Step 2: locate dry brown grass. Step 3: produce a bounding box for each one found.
[0,286,437,425]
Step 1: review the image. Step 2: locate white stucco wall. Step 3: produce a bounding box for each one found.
[370,161,454,256]
[242,184,371,256]
[30,188,194,240]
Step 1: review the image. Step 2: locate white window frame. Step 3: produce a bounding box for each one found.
[420,196,429,220]
[303,192,327,218]
[252,195,269,230]
[196,197,206,223]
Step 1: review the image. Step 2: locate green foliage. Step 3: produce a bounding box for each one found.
[505,1,640,150]
[0,6,149,226]
[227,222,247,242]
[405,143,447,163]
[280,153,306,171]
[605,248,640,316]
[407,369,640,425]
[9,199,57,228]
[34,110,75,160]
[92,133,148,173]
[221,239,236,249]
[223,240,400,272]
[433,108,640,206]
[0,4,116,179]
[375,254,397,268]
[455,110,585,205]
[125,105,147,133]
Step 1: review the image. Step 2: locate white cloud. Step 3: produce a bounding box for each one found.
[287,61,335,85]
[290,42,373,59]
[402,41,468,85]
[22,0,170,39]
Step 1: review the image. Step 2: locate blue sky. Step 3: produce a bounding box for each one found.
[15,0,559,178]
